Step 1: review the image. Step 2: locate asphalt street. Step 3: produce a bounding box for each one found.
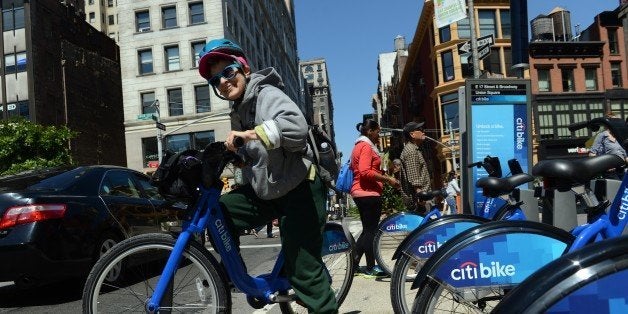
[0,217,393,314]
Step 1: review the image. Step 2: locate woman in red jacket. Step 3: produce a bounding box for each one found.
[350,119,400,277]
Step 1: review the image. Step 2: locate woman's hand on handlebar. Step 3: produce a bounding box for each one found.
[225,130,258,152]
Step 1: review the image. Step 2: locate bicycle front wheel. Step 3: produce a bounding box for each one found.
[374,227,411,276]
[390,254,426,314]
[82,233,230,313]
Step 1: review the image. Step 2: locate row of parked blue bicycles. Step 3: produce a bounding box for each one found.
[78,116,627,313]
[372,116,628,313]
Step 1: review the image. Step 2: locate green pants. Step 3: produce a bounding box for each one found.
[218,175,338,313]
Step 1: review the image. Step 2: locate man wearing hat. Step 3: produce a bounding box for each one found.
[399,121,432,212]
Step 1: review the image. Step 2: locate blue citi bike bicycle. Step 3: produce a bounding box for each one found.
[389,156,532,313]
[409,153,628,313]
[81,142,356,313]
[493,234,628,314]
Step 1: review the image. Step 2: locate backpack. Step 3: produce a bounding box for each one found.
[307,125,339,183]
[151,149,203,202]
[335,160,353,193]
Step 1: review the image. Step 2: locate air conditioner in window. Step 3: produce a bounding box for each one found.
[138,27,151,33]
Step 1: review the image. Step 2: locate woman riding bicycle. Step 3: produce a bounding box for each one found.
[198,38,336,313]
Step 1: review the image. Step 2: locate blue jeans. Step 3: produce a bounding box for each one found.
[445,196,457,213]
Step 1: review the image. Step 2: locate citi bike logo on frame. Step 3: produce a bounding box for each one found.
[417,240,442,254]
[386,223,408,231]
[618,187,628,220]
[450,261,516,281]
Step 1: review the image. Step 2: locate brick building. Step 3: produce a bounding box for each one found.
[531,8,628,160]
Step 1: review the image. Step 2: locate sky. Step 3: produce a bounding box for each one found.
[293,0,622,161]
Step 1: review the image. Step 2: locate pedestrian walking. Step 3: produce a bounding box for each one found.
[444,171,460,214]
[349,119,400,277]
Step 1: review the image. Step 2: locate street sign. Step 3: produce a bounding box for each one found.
[466,43,492,63]
[156,122,166,131]
[137,113,154,120]
[457,34,495,54]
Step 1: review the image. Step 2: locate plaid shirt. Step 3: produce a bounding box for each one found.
[399,142,431,207]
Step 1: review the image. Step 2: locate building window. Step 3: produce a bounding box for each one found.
[89,12,95,23]
[164,45,180,71]
[107,0,114,7]
[537,68,551,92]
[189,2,204,25]
[191,41,205,67]
[441,50,454,82]
[167,88,183,116]
[88,0,94,4]
[141,92,156,114]
[4,51,26,74]
[142,137,158,167]
[164,131,215,153]
[482,47,501,75]
[108,15,114,25]
[441,92,459,130]
[195,85,210,113]
[5,100,29,119]
[585,67,598,91]
[478,10,496,38]
[136,10,150,32]
[608,28,619,54]
[162,6,177,29]
[138,49,153,74]
[611,62,623,87]
[2,0,24,31]
[439,25,451,43]
[500,10,511,39]
[457,18,470,39]
[536,101,604,140]
[561,67,575,92]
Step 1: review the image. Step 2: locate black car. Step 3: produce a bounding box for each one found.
[0,165,188,288]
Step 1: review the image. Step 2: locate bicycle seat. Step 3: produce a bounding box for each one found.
[532,154,625,192]
[417,189,447,201]
[476,173,534,198]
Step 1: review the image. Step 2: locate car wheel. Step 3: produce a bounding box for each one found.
[96,233,123,284]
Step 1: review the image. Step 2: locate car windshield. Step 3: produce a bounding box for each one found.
[0,167,85,192]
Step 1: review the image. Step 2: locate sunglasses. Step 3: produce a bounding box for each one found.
[209,64,241,87]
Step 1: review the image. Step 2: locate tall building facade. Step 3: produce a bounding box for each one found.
[531,7,628,160]
[390,0,513,183]
[1,0,125,166]
[117,0,299,171]
[300,58,335,141]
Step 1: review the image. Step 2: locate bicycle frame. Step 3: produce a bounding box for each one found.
[569,173,628,251]
[147,185,289,312]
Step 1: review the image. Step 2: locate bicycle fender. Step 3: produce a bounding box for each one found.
[410,220,574,290]
[378,212,424,233]
[391,215,489,261]
[322,222,353,255]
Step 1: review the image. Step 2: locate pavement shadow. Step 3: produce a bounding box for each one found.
[0,278,83,307]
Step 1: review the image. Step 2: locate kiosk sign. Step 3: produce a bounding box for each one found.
[464,79,531,213]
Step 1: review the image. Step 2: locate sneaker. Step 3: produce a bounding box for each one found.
[361,266,387,278]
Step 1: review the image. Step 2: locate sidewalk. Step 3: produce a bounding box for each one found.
[339,217,395,314]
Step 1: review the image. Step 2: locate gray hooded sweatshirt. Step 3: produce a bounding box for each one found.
[231,67,314,200]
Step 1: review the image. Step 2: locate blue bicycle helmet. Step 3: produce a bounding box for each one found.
[198,38,250,80]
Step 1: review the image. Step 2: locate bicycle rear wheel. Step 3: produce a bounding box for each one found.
[390,254,426,314]
[279,226,356,313]
[82,233,230,313]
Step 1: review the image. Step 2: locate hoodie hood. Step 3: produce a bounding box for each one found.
[241,67,285,105]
